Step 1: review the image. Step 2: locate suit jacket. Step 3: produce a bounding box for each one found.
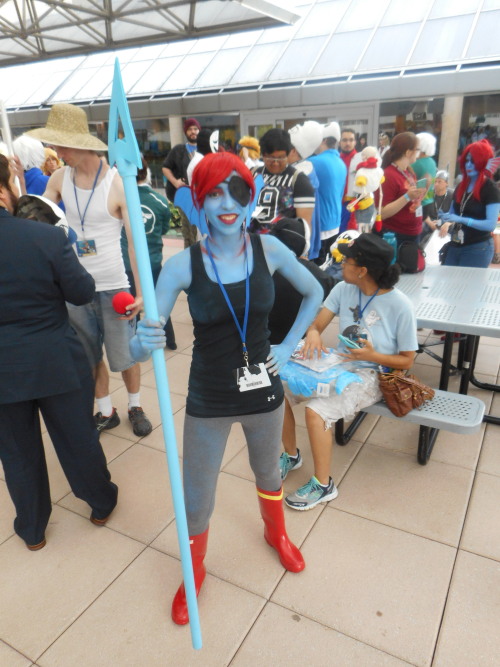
[0,208,95,404]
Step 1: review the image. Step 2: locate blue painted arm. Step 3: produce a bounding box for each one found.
[130,249,191,362]
[441,201,500,231]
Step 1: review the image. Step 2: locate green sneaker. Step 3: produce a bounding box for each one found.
[279,449,302,480]
[285,476,338,511]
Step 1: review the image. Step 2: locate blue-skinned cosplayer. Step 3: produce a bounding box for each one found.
[439,139,500,267]
[130,152,323,626]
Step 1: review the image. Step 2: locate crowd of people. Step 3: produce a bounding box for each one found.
[1,103,499,626]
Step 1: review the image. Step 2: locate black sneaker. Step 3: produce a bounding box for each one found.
[94,408,120,432]
[128,407,152,437]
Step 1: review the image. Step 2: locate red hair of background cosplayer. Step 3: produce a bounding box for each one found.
[455,139,494,203]
[191,152,256,210]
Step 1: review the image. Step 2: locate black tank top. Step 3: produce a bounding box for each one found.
[186,234,284,418]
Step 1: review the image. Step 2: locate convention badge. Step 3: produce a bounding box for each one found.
[316,382,331,397]
[451,225,464,244]
[415,205,423,217]
[76,239,97,256]
[234,363,272,392]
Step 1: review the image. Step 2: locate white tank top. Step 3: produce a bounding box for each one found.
[62,166,129,291]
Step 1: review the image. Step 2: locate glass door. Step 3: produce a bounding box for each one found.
[242,103,377,147]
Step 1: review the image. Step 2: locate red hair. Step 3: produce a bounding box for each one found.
[455,139,494,203]
[191,152,255,210]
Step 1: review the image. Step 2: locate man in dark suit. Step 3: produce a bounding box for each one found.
[0,155,118,551]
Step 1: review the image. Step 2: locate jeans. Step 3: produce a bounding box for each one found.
[444,238,494,268]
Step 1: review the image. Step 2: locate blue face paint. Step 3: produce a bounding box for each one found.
[465,154,478,179]
[204,172,249,235]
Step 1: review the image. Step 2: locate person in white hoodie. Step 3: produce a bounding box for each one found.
[288,120,324,259]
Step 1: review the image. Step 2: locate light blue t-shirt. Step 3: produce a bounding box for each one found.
[309,149,347,235]
[324,281,418,363]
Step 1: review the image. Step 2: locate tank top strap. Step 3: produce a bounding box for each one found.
[188,241,204,289]
[249,233,267,275]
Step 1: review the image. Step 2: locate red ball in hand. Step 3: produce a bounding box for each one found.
[112,291,135,315]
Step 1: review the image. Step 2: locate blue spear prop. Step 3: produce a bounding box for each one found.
[108,58,202,650]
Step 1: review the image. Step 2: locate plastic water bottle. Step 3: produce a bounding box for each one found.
[383,232,397,264]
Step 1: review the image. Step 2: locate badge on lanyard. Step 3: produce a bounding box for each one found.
[452,224,464,244]
[76,239,97,256]
[73,161,102,256]
[205,237,271,393]
[234,363,272,392]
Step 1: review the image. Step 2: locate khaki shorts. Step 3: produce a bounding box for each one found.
[67,290,136,372]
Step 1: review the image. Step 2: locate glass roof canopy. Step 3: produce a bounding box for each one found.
[0,0,299,66]
[2,0,500,112]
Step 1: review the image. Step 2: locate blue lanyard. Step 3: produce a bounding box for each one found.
[358,288,379,323]
[73,161,103,236]
[205,237,250,366]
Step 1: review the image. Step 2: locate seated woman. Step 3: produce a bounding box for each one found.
[280,234,418,510]
[130,153,323,625]
[440,139,500,268]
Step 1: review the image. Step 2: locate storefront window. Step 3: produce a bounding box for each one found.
[378,98,445,160]
[460,93,500,153]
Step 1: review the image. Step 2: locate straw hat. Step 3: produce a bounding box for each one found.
[25,103,107,151]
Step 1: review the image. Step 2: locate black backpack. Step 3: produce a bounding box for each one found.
[397,242,425,273]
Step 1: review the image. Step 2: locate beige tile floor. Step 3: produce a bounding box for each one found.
[1,238,499,666]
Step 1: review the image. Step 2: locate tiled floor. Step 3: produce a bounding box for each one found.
[1,238,499,666]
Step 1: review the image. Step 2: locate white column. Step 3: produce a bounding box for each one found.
[439,95,463,182]
[168,115,184,147]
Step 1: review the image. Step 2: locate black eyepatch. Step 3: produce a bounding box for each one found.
[227,175,251,207]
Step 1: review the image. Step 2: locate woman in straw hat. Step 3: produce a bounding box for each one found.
[27,103,153,439]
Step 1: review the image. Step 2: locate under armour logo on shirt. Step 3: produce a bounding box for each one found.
[268,395,275,401]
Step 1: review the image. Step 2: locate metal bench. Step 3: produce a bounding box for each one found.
[334,390,485,465]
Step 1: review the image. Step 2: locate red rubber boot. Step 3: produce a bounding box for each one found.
[171,528,208,625]
[257,487,305,572]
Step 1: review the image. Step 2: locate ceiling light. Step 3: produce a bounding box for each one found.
[237,0,301,25]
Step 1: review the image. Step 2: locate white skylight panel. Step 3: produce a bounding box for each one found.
[195,48,252,88]
[311,30,372,75]
[337,0,390,32]
[409,15,475,65]
[269,36,329,79]
[230,42,288,84]
[358,23,421,70]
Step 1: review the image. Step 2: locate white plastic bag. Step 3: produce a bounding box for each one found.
[424,229,451,266]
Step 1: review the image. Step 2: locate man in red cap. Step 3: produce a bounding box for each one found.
[162,118,200,203]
